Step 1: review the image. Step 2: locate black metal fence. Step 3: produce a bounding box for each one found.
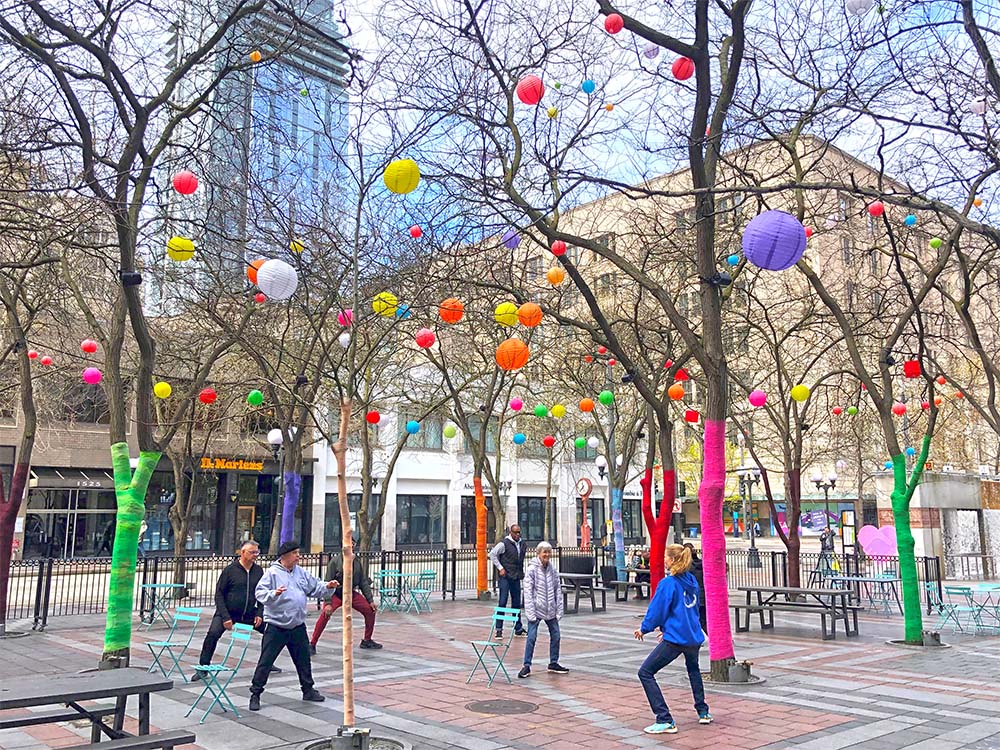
[4,546,944,628]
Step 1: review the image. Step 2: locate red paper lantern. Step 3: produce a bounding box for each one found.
[516,75,544,105]
[935,375,947,385]
[366,410,381,424]
[934,396,943,406]
[172,170,199,195]
[439,298,465,324]
[199,387,217,405]
[597,345,607,355]
[80,339,98,354]
[955,391,965,399]
[542,435,556,449]
[551,240,566,256]
[255,292,266,303]
[604,13,624,33]
[668,384,685,400]
[583,354,593,363]
[664,359,673,369]
[804,226,814,238]
[921,400,930,410]
[892,402,906,416]
[868,201,884,217]
[40,355,53,366]
[672,57,695,81]
[675,368,689,381]
[903,360,921,378]
[27,350,38,360]
[495,339,530,371]
[409,225,422,238]
[832,407,843,415]
[684,409,699,423]
[607,358,616,366]
[415,328,436,348]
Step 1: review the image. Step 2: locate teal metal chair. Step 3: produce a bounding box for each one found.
[186,623,254,723]
[378,570,405,612]
[147,606,202,682]
[944,586,986,633]
[408,570,436,614]
[468,607,520,687]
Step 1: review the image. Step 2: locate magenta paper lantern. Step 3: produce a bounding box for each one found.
[748,389,767,407]
[337,309,354,326]
[415,328,436,348]
[509,397,524,411]
[742,210,807,271]
[501,228,520,249]
[516,75,544,105]
[82,367,102,385]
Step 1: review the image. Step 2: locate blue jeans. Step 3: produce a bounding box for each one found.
[495,576,524,634]
[638,640,708,724]
[523,618,560,667]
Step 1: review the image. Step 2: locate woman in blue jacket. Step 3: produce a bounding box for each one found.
[633,544,711,734]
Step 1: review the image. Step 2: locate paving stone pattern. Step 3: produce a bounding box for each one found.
[2,597,1000,749]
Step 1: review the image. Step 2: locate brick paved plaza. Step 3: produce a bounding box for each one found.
[2,597,1000,750]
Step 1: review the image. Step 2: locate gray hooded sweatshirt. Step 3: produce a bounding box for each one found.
[255,560,328,629]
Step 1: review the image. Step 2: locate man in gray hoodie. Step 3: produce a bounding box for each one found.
[518,542,568,678]
[249,540,338,711]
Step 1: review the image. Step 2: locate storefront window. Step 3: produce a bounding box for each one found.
[517,497,555,543]
[325,492,381,549]
[622,498,644,543]
[396,494,445,546]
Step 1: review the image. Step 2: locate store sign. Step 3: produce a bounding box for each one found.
[199,457,264,472]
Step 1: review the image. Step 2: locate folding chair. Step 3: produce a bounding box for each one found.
[468,607,519,687]
[147,606,202,682]
[408,570,436,614]
[185,623,254,723]
[378,571,404,612]
[945,586,986,633]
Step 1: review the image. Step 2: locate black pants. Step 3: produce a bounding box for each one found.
[198,613,262,665]
[250,623,314,697]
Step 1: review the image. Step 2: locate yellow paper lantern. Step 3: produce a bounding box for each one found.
[290,239,305,253]
[372,291,398,317]
[790,384,810,402]
[383,159,421,194]
[166,236,195,261]
[546,267,566,286]
[153,381,172,399]
[494,302,518,327]
[547,106,558,119]
[551,404,566,418]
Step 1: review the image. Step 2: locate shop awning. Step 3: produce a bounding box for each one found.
[28,468,116,490]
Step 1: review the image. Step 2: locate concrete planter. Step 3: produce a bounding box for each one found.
[299,728,410,750]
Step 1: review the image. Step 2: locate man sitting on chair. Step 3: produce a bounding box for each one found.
[310,542,381,653]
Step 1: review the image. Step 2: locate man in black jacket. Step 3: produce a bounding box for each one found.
[310,545,381,652]
[193,540,280,679]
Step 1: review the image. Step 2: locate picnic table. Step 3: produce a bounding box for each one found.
[733,585,860,640]
[559,572,607,614]
[828,575,903,615]
[0,668,192,748]
[138,583,187,629]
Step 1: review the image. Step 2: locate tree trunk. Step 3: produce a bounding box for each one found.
[473,473,488,597]
[0,463,31,635]
[280,471,302,545]
[892,442,928,644]
[641,468,670,596]
[543,450,553,543]
[611,486,625,580]
[579,479,593,550]
[168,460,191,584]
[786,470,802,588]
[333,398,355,726]
[102,443,161,666]
[701,420,735,680]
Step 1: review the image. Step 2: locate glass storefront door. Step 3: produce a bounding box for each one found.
[24,487,118,558]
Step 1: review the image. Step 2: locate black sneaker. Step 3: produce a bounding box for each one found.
[309,643,316,656]
[513,630,527,637]
[302,690,326,702]
[191,670,203,682]
[360,639,383,650]
[547,664,569,674]
[518,666,530,679]
[494,631,503,640]
[249,694,260,711]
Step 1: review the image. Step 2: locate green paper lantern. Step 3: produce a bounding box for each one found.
[247,389,264,406]
[929,237,943,249]
[574,437,586,449]
[443,424,457,439]
[533,404,548,418]
[847,405,858,415]
[598,390,614,406]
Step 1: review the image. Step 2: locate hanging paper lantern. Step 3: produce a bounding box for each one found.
[249,50,262,63]
[80,339,98,354]
[668,384,685,400]
[790,384,810,402]
[969,98,987,115]
[517,302,543,327]
[546,267,566,285]
[551,404,566,418]
[598,390,614,406]
[172,170,198,195]
[495,339,530,371]
[921,400,930,410]
[405,420,420,434]
[415,328,436,348]
[672,57,695,81]
[27,350,38,360]
[533,404,548,417]
[684,409,700,423]
[604,13,624,33]
[726,254,739,266]
[513,433,527,445]
[742,210,807,271]
[40,356,53,366]
[804,227,814,239]
[607,358,616,367]
[289,239,305,253]
[583,355,593,363]
[501,228,520,249]
[832,406,843,416]
[846,0,875,15]
[748,390,767,407]
[581,79,596,94]
[905,446,916,457]
[884,461,893,470]
[255,292,266,303]
[82,367,102,385]
[847,405,858,415]
[494,302,519,327]
[383,159,421,194]
[516,75,545,105]
[546,106,558,119]
[664,358,673,369]
[439,298,464,324]
[337,309,354,327]
[153,381,172,399]
[904,214,917,227]
[365,410,381,424]
[974,198,984,207]
[574,437,587,449]
[929,237,943,249]
[166,236,195,262]
[551,240,567,256]
[247,390,264,406]
[247,259,266,285]
[892,402,907,416]
[903,360,921,378]
[579,398,595,412]
[199,387,217,405]
[936,375,947,385]
[338,332,350,348]
[256,259,298,300]
[643,43,660,59]
[868,201,885,217]
[509,397,523,411]
[300,88,309,96]
[934,396,943,406]
[409,225,422,238]
[587,436,600,449]
[674,368,689,382]
[444,424,457,439]
[597,345,607,355]
[955,391,965,399]
[373,291,398,317]
[542,435,556,449]
[604,103,614,112]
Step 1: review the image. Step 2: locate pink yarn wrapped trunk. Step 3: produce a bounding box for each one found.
[701,420,734,661]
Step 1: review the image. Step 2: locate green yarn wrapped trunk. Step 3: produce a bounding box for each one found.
[102,443,160,665]
[890,435,930,645]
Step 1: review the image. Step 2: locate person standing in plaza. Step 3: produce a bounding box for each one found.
[818,526,836,576]
[192,540,281,681]
[249,540,337,711]
[517,542,568,678]
[310,542,382,653]
[489,525,527,638]
[634,544,711,735]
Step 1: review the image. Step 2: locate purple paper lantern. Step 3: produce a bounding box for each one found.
[501,228,520,249]
[643,43,660,59]
[742,210,807,271]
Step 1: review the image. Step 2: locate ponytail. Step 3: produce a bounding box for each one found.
[665,544,692,577]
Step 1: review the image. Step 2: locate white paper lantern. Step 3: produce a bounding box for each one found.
[267,428,283,446]
[969,98,988,115]
[587,436,600,449]
[256,259,298,300]
[338,332,351,348]
[845,0,874,16]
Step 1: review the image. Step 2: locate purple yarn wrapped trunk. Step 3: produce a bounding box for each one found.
[280,471,302,545]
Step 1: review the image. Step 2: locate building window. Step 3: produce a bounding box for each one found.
[871,289,884,312]
[838,192,850,220]
[576,496,606,545]
[465,415,498,455]
[517,496,555,542]
[325,492,381,550]
[61,381,111,424]
[846,281,856,310]
[527,256,543,282]
[675,207,696,230]
[841,236,854,266]
[565,244,582,266]
[595,273,615,296]
[622,499,643,543]
[869,250,879,276]
[400,412,443,450]
[396,494,446,546]
[460,495,495,546]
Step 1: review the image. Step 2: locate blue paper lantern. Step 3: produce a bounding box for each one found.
[905,446,916,457]
[904,214,917,227]
[582,79,596,94]
[395,303,412,320]
[884,461,892,469]
[742,210,807,271]
[501,228,520,249]
[405,420,420,434]
[513,432,527,445]
[726,254,739,266]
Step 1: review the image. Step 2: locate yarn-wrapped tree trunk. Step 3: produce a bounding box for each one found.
[640,468,673,596]
[280,471,303,545]
[892,435,931,643]
[474,474,489,597]
[700,421,734,672]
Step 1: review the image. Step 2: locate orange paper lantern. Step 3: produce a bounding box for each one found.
[668,384,685,400]
[495,339,530,371]
[546,267,566,285]
[439,298,464,324]
[247,259,266,285]
[579,398,595,412]
[517,302,543,327]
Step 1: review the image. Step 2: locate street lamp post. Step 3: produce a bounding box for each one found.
[267,428,284,550]
[811,470,838,526]
[737,466,762,568]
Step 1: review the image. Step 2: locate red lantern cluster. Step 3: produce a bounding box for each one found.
[903,360,921,378]
[672,57,695,81]
[542,435,556,449]
[365,410,381,424]
[604,13,624,33]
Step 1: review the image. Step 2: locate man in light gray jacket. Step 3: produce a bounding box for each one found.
[249,540,338,711]
[518,542,568,678]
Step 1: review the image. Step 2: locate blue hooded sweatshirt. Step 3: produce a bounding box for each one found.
[639,571,704,647]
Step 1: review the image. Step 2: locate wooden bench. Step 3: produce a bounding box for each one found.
[62,730,196,750]
[734,586,862,640]
[0,706,119,732]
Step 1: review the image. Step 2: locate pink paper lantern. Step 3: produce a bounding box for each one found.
[415,328,436,348]
[509,397,524,411]
[337,309,354,326]
[82,367,102,384]
[748,389,767,407]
